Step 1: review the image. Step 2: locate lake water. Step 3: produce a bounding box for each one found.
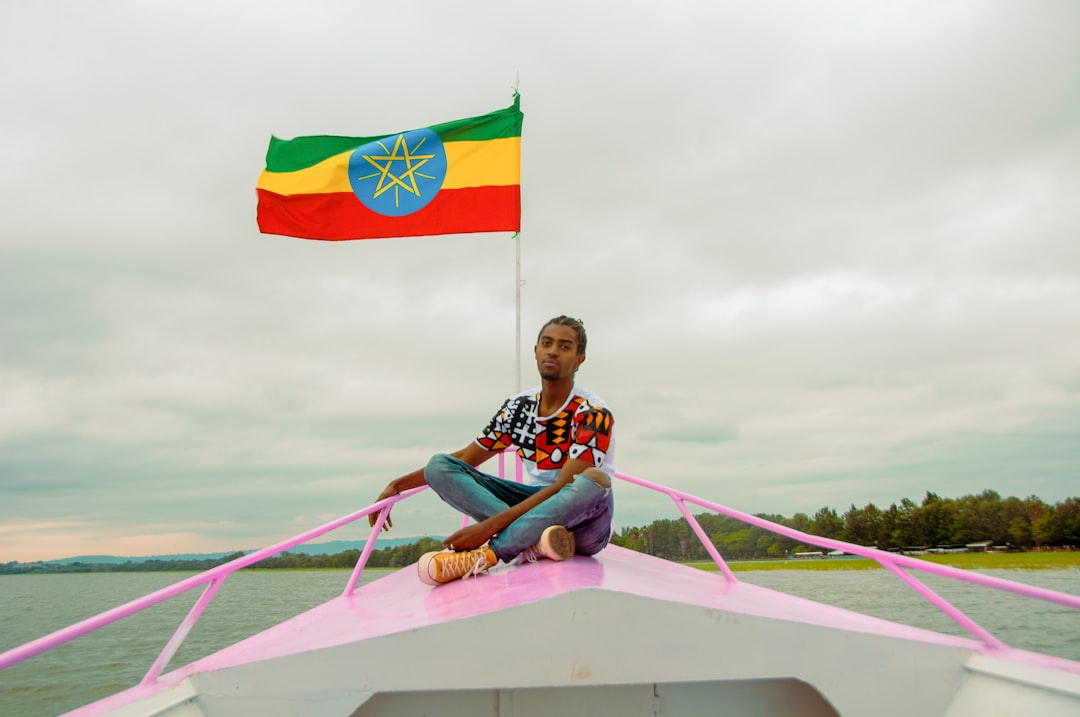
[1,567,1078,716]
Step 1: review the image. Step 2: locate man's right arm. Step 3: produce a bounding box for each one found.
[368,442,496,529]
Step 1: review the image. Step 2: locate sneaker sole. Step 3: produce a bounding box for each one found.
[417,551,441,585]
[540,526,575,561]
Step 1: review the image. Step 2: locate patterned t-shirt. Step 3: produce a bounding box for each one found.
[475,386,615,486]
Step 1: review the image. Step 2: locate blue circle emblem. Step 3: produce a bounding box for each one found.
[348,128,447,217]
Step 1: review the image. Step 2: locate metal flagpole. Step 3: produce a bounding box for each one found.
[513,76,522,393]
[515,231,522,392]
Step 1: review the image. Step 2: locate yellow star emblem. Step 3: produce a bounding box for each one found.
[355,133,438,208]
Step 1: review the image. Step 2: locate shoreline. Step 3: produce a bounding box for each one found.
[693,551,1080,572]
[4,551,1078,577]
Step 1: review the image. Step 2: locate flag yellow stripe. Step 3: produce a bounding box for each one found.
[256,137,520,196]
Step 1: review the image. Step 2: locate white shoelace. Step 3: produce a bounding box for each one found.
[440,550,493,580]
[462,553,491,580]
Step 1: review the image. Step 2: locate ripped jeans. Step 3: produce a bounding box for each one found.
[424,453,615,563]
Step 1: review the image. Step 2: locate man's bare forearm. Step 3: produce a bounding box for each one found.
[387,467,426,494]
[485,483,562,533]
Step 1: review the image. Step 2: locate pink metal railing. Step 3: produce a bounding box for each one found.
[3,466,1079,687]
[615,470,1080,651]
[0,485,426,680]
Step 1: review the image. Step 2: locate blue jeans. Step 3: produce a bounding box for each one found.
[424,453,615,563]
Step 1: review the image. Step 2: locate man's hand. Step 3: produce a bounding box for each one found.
[368,466,430,531]
[444,519,498,552]
[368,482,399,530]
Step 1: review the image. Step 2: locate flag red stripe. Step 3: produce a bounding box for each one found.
[256,186,520,241]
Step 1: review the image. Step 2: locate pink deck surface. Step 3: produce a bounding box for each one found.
[168,545,979,680]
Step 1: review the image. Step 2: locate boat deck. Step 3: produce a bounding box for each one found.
[183,545,977,673]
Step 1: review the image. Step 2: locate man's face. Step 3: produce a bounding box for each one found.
[534,324,585,381]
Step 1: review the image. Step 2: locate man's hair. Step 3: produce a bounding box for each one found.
[538,315,587,355]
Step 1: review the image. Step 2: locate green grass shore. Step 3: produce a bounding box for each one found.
[689,551,1080,572]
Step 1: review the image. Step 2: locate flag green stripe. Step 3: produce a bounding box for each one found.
[265,101,523,173]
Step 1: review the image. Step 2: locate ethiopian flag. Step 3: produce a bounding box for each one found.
[256,97,522,241]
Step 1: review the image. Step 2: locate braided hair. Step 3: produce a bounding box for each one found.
[538,315,587,355]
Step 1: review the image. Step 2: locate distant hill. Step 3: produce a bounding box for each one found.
[40,536,441,566]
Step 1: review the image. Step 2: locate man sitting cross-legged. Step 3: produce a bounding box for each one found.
[369,315,615,585]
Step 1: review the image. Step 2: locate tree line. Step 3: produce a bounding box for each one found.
[610,490,1080,561]
[4,490,1077,574]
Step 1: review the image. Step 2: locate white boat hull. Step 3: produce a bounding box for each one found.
[76,547,1080,717]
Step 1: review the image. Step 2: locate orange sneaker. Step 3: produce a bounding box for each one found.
[520,525,576,563]
[418,546,498,585]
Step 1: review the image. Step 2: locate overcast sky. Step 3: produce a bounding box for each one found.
[1,1,1078,562]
